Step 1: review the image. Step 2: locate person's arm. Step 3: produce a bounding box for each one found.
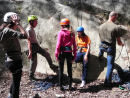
[84,36,91,62]
[55,31,62,61]
[117,37,124,46]
[25,29,32,59]
[116,25,129,37]
[73,34,77,61]
[84,44,90,62]
[10,14,32,59]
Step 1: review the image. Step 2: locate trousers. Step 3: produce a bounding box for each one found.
[5,60,22,98]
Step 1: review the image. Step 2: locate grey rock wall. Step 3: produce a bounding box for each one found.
[0,0,130,80]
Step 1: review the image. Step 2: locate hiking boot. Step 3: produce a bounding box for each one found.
[33,93,41,98]
[80,80,86,88]
[8,93,12,98]
[50,64,59,74]
[60,86,65,91]
[68,86,74,91]
[103,82,114,88]
[29,74,35,80]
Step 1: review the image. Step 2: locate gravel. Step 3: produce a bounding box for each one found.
[0,71,130,98]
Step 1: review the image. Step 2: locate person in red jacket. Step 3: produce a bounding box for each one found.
[55,18,77,90]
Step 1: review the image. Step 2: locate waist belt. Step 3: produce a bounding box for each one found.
[60,46,72,51]
[101,41,112,49]
[77,46,87,52]
[101,41,112,46]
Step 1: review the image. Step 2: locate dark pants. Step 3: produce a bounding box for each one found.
[75,52,88,81]
[30,43,53,76]
[5,60,23,98]
[58,52,73,88]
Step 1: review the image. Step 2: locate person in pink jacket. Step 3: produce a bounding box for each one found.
[55,18,77,91]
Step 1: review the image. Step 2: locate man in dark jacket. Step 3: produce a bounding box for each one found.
[0,12,31,98]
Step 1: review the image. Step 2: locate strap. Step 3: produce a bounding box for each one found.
[60,46,72,51]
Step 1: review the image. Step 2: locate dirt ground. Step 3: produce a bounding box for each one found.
[0,70,130,98]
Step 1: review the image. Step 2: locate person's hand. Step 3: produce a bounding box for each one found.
[10,14,20,25]
[118,42,124,46]
[56,57,59,62]
[28,52,32,59]
[117,37,124,46]
[71,59,74,63]
[84,55,88,63]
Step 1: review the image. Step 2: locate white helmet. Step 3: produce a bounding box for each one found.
[3,12,19,23]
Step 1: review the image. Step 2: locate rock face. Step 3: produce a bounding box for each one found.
[0,0,130,80]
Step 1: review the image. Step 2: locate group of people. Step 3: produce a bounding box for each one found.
[55,18,91,90]
[0,11,129,98]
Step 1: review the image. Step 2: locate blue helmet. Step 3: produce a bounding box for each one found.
[76,26,84,32]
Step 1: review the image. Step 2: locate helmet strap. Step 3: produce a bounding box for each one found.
[29,21,35,27]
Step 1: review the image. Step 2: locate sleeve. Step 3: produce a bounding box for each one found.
[87,36,91,52]
[73,34,77,59]
[55,31,62,59]
[88,36,91,44]
[17,32,27,39]
[26,27,31,38]
[115,25,128,37]
[0,28,26,41]
[75,36,78,45]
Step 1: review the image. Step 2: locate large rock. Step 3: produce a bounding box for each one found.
[0,0,130,80]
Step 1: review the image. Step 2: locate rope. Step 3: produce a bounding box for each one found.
[124,41,130,70]
[76,0,83,27]
[77,8,79,27]
[115,46,123,61]
[112,0,115,11]
[80,0,83,26]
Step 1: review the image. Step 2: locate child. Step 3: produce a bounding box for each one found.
[55,18,77,90]
[75,26,91,87]
[26,15,58,80]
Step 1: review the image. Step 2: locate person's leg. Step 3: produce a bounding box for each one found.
[75,52,84,63]
[58,53,65,90]
[12,68,22,98]
[5,60,22,98]
[114,64,125,82]
[105,54,115,85]
[37,45,58,73]
[98,44,105,60]
[66,53,73,89]
[78,53,88,87]
[82,53,88,82]
[38,45,53,66]
[30,53,37,79]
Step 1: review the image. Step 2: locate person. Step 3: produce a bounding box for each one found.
[26,15,58,80]
[75,26,91,88]
[98,11,130,86]
[55,18,77,90]
[0,12,31,98]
